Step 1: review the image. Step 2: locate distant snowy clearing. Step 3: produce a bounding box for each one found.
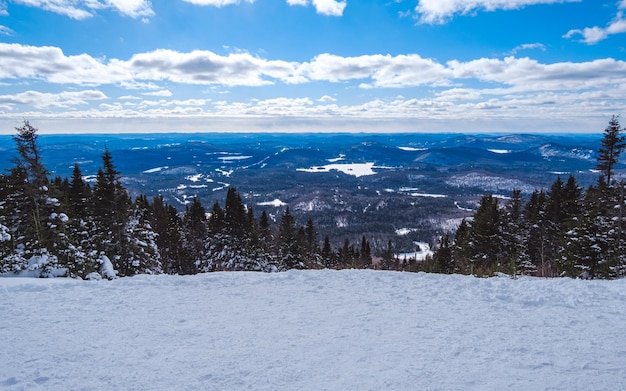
[1,270,625,391]
[297,162,378,177]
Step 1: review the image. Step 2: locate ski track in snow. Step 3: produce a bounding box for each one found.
[1,270,625,391]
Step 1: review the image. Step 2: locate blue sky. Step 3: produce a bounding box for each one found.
[0,0,625,134]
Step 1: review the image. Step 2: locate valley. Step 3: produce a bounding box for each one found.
[0,132,609,254]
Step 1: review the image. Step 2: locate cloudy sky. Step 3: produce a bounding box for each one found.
[0,0,625,134]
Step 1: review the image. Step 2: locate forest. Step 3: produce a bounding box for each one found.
[0,117,625,279]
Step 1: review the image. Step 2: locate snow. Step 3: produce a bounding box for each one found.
[395,227,417,236]
[257,199,287,207]
[0,224,10,242]
[1,271,625,391]
[142,166,169,173]
[297,162,378,177]
[185,174,203,182]
[396,242,433,261]
[327,154,345,162]
[398,146,427,151]
[218,155,252,162]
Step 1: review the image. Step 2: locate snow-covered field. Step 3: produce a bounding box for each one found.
[2,270,625,391]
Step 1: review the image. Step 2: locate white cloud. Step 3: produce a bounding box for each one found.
[286,0,347,16]
[142,89,173,97]
[508,43,546,55]
[415,0,579,24]
[11,0,154,20]
[564,5,626,45]
[0,89,107,108]
[0,43,130,84]
[1,42,625,128]
[447,56,626,92]
[0,25,13,35]
[4,43,626,95]
[128,48,300,86]
[298,53,451,87]
[182,0,255,6]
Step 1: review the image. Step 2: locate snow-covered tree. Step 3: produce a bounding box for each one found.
[119,195,162,275]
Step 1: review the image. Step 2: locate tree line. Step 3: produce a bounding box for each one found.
[427,115,626,279]
[0,121,376,279]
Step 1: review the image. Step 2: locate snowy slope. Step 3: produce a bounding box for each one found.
[1,270,625,391]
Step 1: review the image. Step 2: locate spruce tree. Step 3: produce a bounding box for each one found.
[500,190,527,276]
[278,207,302,269]
[452,219,471,274]
[8,121,73,276]
[224,187,247,239]
[524,190,550,276]
[183,197,210,272]
[92,147,131,274]
[432,234,454,274]
[468,194,501,276]
[321,235,334,268]
[597,115,625,186]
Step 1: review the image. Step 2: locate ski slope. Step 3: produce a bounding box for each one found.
[1,270,625,390]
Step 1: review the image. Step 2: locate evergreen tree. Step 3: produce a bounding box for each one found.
[120,195,162,275]
[468,194,501,276]
[224,187,248,239]
[258,210,273,248]
[183,198,210,272]
[92,147,131,273]
[151,196,188,274]
[379,240,396,270]
[321,235,335,268]
[278,207,303,269]
[524,190,550,276]
[432,234,454,274]
[596,115,625,185]
[7,121,73,276]
[561,183,608,278]
[500,189,529,276]
[68,164,91,218]
[359,235,372,268]
[208,201,225,234]
[452,219,471,274]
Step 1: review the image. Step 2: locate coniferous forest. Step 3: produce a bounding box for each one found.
[1,118,625,279]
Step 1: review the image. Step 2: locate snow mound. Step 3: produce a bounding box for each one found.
[1,270,625,390]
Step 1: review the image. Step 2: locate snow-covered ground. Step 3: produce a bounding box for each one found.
[1,270,625,391]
